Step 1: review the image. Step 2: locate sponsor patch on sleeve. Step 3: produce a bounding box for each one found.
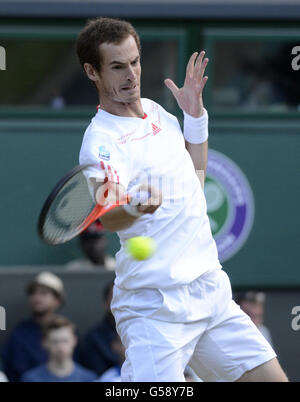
[98,145,110,161]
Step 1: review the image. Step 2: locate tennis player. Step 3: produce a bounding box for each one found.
[77,17,287,382]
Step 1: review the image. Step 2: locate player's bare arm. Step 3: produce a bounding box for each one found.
[165,51,209,188]
[185,141,207,189]
[90,178,163,232]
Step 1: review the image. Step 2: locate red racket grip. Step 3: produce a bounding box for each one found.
[79,193,130,233]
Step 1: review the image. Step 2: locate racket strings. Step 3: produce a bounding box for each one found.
[41,170,96,244]
[39,163,129,245]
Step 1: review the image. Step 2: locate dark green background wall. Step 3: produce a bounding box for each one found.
[0,113,299,288]
[0,19,299,288]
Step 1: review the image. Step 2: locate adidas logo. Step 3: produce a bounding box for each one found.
[152,123,161,136]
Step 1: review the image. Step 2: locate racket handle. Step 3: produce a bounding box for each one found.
[132,190,151,205]
[123,190,151,217]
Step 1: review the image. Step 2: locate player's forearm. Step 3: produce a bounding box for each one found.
[91,179,138,231]
[185,140,208,189]
[94,181,163,232]
[183,108,209,190]
[100,205,139,232]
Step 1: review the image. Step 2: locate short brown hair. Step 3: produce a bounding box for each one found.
[42,315,75,339]
[76,17,141,72]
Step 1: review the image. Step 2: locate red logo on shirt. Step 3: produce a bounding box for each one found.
[152,123,161,136]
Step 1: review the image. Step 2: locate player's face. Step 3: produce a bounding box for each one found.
[97,35,141,104]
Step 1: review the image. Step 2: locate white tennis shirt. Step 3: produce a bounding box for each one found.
[79,98,222,289]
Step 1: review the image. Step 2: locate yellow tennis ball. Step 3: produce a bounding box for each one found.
[126,236,156,261]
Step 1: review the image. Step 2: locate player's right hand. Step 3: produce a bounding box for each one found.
[134,183,163,215]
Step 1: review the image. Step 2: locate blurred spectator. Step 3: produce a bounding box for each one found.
[79,281,120,375]
[96,335,125,382]
[65,220,116,271]
[212,42,297,111]
[21,315,97,382]
[269,44,300,109]
[235,291,273,347]
[1,272,65,381]
[49,88,66,109]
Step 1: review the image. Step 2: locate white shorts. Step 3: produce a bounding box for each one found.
[111,268,276,382]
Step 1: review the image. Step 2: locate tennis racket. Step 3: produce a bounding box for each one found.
[38,162,148,245]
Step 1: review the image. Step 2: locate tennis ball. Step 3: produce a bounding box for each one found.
[126,236,156,261]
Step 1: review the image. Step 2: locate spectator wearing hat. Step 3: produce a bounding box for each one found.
[1,272,65,382]
[21,316,97,382]
[235,291,273,347]
[65,219,116,271]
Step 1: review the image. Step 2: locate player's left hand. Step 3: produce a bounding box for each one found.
[164,51,209,118]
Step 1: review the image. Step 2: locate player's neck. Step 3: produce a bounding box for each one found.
[99,98,144,119]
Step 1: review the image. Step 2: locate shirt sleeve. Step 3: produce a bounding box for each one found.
[79,130,130,191]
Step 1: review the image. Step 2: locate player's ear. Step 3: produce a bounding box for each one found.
[84,63,100,83]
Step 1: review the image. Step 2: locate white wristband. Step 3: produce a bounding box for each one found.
[183,108,209,144]
[122,190,150,218]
